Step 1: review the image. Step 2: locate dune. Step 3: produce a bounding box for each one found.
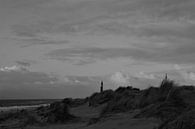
[0,78,194,129]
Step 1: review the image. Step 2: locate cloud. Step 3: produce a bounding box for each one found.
[174,64,182,70]
[47,44,195,65]
[1,0,195,98]
[6,0,195,66]
[16,61,31,67]
[62,75,99,86]
[0,69,57,85]
[7,0,195,40]
[110,72,130,86]
[184,72,195,81]
[46,47,153,65]
[135,72,156,79]
[14,37,70,47]
[9,33,70,47]
[134,23,195,39]
[0,65,28,72]
[109,71,159,88]
[0,70,96,99]
[174,64,195,84]
[8,0,195,48]
[0,64,60,87]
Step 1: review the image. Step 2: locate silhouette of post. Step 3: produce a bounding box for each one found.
[161,73,168,85]
[100,81,103,93]
[161,73,168,88]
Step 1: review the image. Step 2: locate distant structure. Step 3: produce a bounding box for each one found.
[161,73,169,88]
[100,81,104,93]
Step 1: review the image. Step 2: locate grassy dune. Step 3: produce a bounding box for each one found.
[0,79,194,129]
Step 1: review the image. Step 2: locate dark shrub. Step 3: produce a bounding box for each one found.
[159,109,195,129]
[139,87,160,108]
[62,98,72,105]
[44,102,76,123]
[89,90,115,107]
[115,86,132,93]
[160,79,176,97]
[61,98,87,108]
[101,87,141,115]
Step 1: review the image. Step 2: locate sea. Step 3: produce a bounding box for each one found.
[0,99,60,111]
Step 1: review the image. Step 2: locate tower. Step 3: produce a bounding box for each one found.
[100,81,103,93]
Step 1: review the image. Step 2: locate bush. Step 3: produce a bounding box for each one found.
[138,87,160,108]
[100,87,141,115]
[159,109,195,129]
[160,79,176,97]
[45,102,76,123]
[89,90,115,107]
[62,98,87,107]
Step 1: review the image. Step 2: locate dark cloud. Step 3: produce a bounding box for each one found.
[16,61,31,67]
[19,39,70,47]
[47,45,195,65]
[1,0,195,98]
[46,47,151,65]
[133,23,195,40]
[9,0,195,41]
[12,24,39,38]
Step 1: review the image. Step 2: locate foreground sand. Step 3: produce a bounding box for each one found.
[25,103,159,129]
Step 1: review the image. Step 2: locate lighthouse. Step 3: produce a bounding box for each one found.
[100,81,103,93]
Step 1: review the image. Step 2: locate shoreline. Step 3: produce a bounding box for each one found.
[0,104,49,112]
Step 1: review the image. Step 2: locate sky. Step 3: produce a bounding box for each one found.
[1,0,195,99]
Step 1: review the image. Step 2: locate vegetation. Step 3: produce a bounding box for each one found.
[88,79,195,129]
[37,101,76,123]
[0,78,194,129]
[0,100,77,128]
[62,98,87,108]
[89,90,115,107]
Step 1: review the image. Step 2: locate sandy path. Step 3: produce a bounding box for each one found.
[70,103,102,118]
[84,112,159,129]
[26,104,159,129]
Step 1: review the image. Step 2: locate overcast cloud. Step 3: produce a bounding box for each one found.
[1,0,195,98]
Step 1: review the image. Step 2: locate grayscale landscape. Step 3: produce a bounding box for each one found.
[0,0,195,129]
